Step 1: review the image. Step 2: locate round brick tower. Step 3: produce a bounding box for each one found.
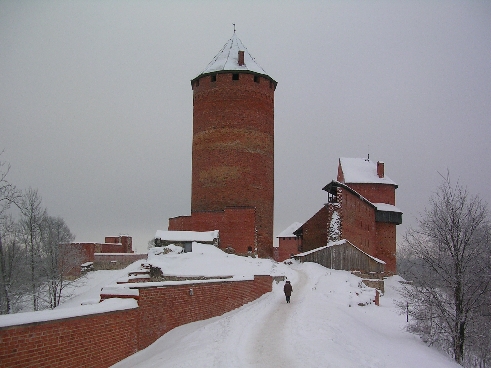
[190,33,277,257]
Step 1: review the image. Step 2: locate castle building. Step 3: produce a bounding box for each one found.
[291,158,402,273]
[168,33,277,258]
[274,222,303,262]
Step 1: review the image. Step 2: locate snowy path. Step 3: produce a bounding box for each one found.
[246,269,307,367]
[111,260,461,368]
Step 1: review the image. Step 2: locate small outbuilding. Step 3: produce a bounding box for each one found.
[274,222,302,262]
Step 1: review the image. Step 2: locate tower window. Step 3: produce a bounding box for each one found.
[254,75,260,83]
[211,74,217,82]
[195,79,200,87]
[232,73,239,80]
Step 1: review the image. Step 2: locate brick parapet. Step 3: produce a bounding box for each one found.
[0,308,139,368]
[0,275,273,367]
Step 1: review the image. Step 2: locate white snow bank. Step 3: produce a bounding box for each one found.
[56,260,143,309]
[112,262,460,368]
[147,242,278,278]
[0,298,138,328]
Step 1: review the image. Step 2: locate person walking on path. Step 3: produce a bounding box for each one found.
[283,280,293,303]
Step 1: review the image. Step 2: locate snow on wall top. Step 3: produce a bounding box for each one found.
[373,203,403,213]
[155,230,219,242]
[340,158,397,186]
[0,298,138,328]
[196,32,269,77]
[276,222,303,239]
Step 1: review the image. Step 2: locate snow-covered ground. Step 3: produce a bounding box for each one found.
[56,243,459,368]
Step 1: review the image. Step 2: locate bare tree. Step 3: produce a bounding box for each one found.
[40,215,78,309]
[399,175,491,365]
[0,216,27,314]
[0,153,20,220]
[19,188,47,311]
[0,154,22,313]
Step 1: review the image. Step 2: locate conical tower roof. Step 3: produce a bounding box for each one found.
[193,33,275,82]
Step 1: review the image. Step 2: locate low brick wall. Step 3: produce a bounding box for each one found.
[0,275,272,368]
[0,308,139,368]
[94,253,147,263]
[136,275,272,350]
[94,253,147,270]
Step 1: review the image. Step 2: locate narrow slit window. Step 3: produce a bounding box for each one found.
[211,74,217,82]
[254,75,260,83]
[232,73,239,80]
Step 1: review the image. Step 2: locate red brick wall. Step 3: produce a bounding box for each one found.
[0,275,273,367]
[0,308,139,368]
[277,237,300,262]
[340,189,377,256]
[300,206,330,253]
[191,72,275,258]
[66,243,95,263]
[346,183,396,206]
[136,275,272,350]
[100,242,125,253]
[61,243,96,277]
[105,236,133,253]
[375,222,397,273]
[168,207,256,254]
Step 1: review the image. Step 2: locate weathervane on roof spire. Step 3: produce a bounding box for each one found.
[233,23,236,33]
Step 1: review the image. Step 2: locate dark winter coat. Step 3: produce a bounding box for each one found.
[284,282,293,296]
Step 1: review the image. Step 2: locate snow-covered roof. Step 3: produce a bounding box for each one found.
[195,32,271,78]
[373,203,402,213]
[155,230,219,242]
[339,158,397,186]
[276,222,303,239]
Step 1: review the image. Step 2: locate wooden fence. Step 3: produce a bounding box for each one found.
[294,239,385,273]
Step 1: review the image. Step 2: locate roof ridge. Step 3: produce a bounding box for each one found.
[194,33,270,79]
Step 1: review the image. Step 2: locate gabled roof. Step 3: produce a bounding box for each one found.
[193,32,275,82]
[276,222,303,238]
[322,180,376,209]
[339,158,397,186]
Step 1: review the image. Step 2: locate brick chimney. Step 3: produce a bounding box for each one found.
[238,50,245,66]
[377,161,385,178]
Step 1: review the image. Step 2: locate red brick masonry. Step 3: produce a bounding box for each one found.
[0,275,272,368]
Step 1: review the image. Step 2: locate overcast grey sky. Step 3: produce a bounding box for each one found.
[1,1,490,253]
